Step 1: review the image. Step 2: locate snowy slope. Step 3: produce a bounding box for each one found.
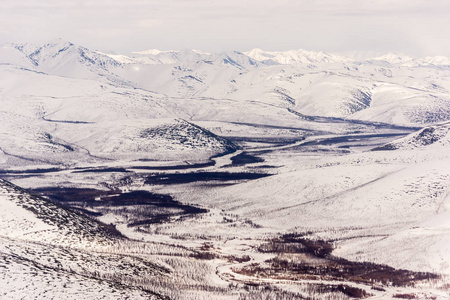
[0,179,171,299]
[0,179,118,246]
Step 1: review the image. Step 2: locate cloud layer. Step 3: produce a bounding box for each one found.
[2,0,449,56]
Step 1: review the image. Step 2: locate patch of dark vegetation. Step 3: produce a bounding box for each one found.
[248,165,280,169]
[127,214,175,226]
[259,234,333,258]
[300,133,407,147]
[393,293,418,299]
[415,127,440,145]
[240,234,441,290]
[274,87,296,105]
[31,188,208,226]
[227,136,304,145]
[237,279,372,299]
[339,144,377,149]
[144,171,272,185]
[182,75,203,82]
[371,144,398,151]
[130,160,215,171]
[190,252,218,260]
[31,187,119,203]
[190,242,251,262]
[371,285,386,291]
[40,132,75,151]
[227,255,252,263]
[336,284,371,298]
[0,168,62,174]
[72,167,131,173]
[74,207,103,217]
[229,152,264,166]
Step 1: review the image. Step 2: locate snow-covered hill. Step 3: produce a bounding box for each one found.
[374,122,450,150]
[0,179,169,299]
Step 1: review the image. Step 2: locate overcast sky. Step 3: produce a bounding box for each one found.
[1,0,450,57]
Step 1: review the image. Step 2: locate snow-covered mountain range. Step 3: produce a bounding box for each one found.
[4,39,450,124]
[1,39,450,165]
[2,39,450,299]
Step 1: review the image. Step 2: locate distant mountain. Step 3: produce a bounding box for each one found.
[132,48,213,64]
[244,48,347,65]
[104,48,261,69]
[367,52,450,67]
[370,52,416,65]
[9,39,122,78]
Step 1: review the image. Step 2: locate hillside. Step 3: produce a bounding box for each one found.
[373,121,450,150]
[0,179,170,299]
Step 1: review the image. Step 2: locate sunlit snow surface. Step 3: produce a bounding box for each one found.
[1,40,450,299]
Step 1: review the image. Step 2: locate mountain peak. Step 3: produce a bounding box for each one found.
[132,49,177,55]
[244,48,346,64]
[371,52,415,64]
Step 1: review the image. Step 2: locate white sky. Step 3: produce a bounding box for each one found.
[1,0,450,56]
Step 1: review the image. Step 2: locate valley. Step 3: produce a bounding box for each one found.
[1,40,450,299]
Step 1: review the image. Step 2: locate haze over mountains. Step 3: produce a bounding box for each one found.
[2,39,450,299]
